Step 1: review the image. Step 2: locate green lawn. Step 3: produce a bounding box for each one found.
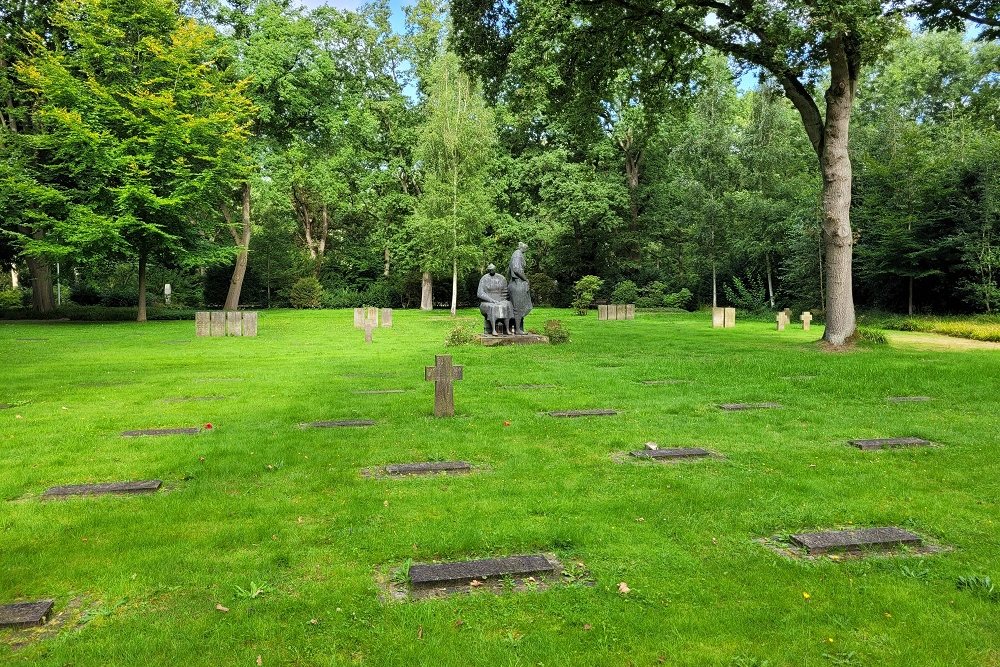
[1,309,999,666]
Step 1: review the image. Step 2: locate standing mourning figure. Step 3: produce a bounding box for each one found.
[507,242,533,334]
[477,264,515,335]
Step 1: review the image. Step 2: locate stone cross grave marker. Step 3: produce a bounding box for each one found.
[776,312,787,331]
[425,354,463,417]
[782,307,792,322]
[801,311,813,330]
[363,317,375,344]
[0,600,54,629]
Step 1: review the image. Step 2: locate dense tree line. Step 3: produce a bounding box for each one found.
[1,0,997,338]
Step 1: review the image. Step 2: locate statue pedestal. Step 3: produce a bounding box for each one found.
[477,333,550,347]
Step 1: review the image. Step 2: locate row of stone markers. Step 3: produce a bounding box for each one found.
[195,311,258,337]
[776,308,813,331]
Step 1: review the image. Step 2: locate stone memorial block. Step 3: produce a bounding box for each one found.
[548,409,618,417]
[384,461,472,476]
[598,304,609,321]
[724,307,736,328]
[712,307,725,328]
[354,308,364,328]
[43,480,162,498]
[408,554,558,589]
[626,304,635,320]
[0,600,54,629]
[381,308,393,327]
[849,437,931,450]
[790,526,921,555]
[887,396,931,403]
[719,402,782,411]
[801,311,813,330]
[425,355,463,417]
[783,308,792,322]
[366,307,379,327]
[776,313,786,331]
[630,447,711,460]
[122,427,201,437]
[195,312,210,337]
[226,311,242,337]
[242,311,258,337]
[210,311,225,337]
[307,419,375,428]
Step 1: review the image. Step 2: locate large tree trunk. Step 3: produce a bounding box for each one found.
[420,271,433,310]
[137,249,148,322]
[224,183,252,311]
[819,38,857,346]
[26,256,54,313]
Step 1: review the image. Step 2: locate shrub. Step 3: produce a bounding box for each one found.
[289,277,323,309]
[527,272,559,306]
[722,274,767,313]
[610,280,638,305]
[665,287,693,310]
[322,287,364,309]
[101,286,139,307]
[571,275,604,315]
[543,319,569,344]
[855,326,888,345]
[0,288,28,309]
[445,323,475,346]
[637,281,667,308]
[363,280,392,308]
[70,282,103,306]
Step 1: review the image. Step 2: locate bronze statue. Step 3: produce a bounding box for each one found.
[508,242,532,334]
[477,264,514,335]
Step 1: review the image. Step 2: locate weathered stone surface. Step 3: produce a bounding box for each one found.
[122,427,200,437]
[43,480,162,498]
[724,307,736,328]
[626,304,635,320]
[425,355,463,417]
[409,554,557,588]
[630,447,711,460]
[354,308,364,328]
[380,308,393,328]
[210,311,225,337]
[478,333,549,346]
[242,311,258,337]
[800,311,813,330]
[548,409,618,417]
[353,389,408,395]
[887,396,932,403]
[719,402,782,411]
[195,311,210,337]
[790,527,922,554]
[849,437,931,450]
[598,304,609,321]
[501,384,558,390]
[161,396,224,403]
[711,307,725,328]
[307,419,375,428]
[384,461,471,476]
[226,311,242,337]
[0,600,54,628]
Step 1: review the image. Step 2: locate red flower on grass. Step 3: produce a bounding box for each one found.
[204,423,213,430]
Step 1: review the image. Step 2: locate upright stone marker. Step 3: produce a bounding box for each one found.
[776,313,787,331]
[724,307,736,328]
[210,311,225,337]
[381,308,393,327]
[354,308,364,328]
[711,307,725,328]
[366,307,379,327]
[363,319,374,344]
[0,600,54,628]
[801,311,813,330]
[242,311,258,337]
[424,355,463,417]
[598,304,609,321]
[226,311,242,336]
[626,304,635,320]
[195,312,210,337]
[783,307,792,322]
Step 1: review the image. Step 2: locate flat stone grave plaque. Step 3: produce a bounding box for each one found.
[548,409,618,417]
[353,389,408,395]
[0,600,54,629]
[122,427,201,437]
[640,379,689,385]
[307,419,375,428]
[385,461,471,476]
[479,333,549,346]
[43,480,162,498]
[162,396,224,403]
[849,437,931,450]
[790,527,921,555]
[630,447,711,460]
[501,383,558,390]
[0,403,11,409]
[719,402,782,411]
[888,396,932,403]
[409,554,557,589]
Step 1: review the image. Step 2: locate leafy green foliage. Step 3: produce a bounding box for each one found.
[445,322,476,346]
[572,275,604,315]
[610,280,638,305]
[723,275,768,313]
[956,575,997,601]
[0,289,28,309]
[855,326,889,345]
[289,277,323,309]
[542,319,569,343]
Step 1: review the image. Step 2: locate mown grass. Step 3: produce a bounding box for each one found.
[1,309,999,666]
[862,312,1000,342]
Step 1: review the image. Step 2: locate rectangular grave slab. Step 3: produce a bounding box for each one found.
[43,479,162,498]
[409,554,557,588]
[210,311,225,337]
[0,600,54,629]
[195,311,210,337]
[353,389,407,395]
[307,419,375,428]
[849,437,932,450]
[598,304,609,321]
[630,447,711,460]
[719,402,782,411]
[385,461,472,476]
[888,396,932,403]
[548,409,618,417]
[122,427,201,437]
[242,311,258,337]
[790,527,921,554]
[0,403,11,409]
[226,311,242,337]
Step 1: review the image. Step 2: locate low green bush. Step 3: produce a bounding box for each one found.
[855,326,888,345]
[572,275,604,315]
[289,277,323,309]
[543,319,570,344]
[0,288,28,309]
[445,323,475,346]
[665,287,693,310]
[322,287,364,309]
[610,280,638,305]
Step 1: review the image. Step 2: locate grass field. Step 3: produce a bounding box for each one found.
[2,309,999,666]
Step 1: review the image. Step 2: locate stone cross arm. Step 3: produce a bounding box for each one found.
[425,357,464,382]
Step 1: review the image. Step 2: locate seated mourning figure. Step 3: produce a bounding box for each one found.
[478,264,515,335]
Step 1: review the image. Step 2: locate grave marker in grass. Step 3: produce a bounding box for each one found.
[425,355,463,417]
[381,308,393,327]
[719,402,782,411]
[0,600,54,629]
[849,437,932,450]
[790,527,921,555]
[384,461,472,476]
[43,480,162,498]
[408,554,558,589]
[548,409,618,417]
[800,311,813,330]
[122,427,201,437]
[630,447,711,460]
[306,419,375,428]
[363,318,375,344]
[888,396,932,403]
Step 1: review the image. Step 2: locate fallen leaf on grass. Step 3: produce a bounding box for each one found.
[618,582,630,595]
[215,604,229,613]
[308,619,318,625]
[417,625,423,640]
[256,655,262,666]
[470,579,483,588]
